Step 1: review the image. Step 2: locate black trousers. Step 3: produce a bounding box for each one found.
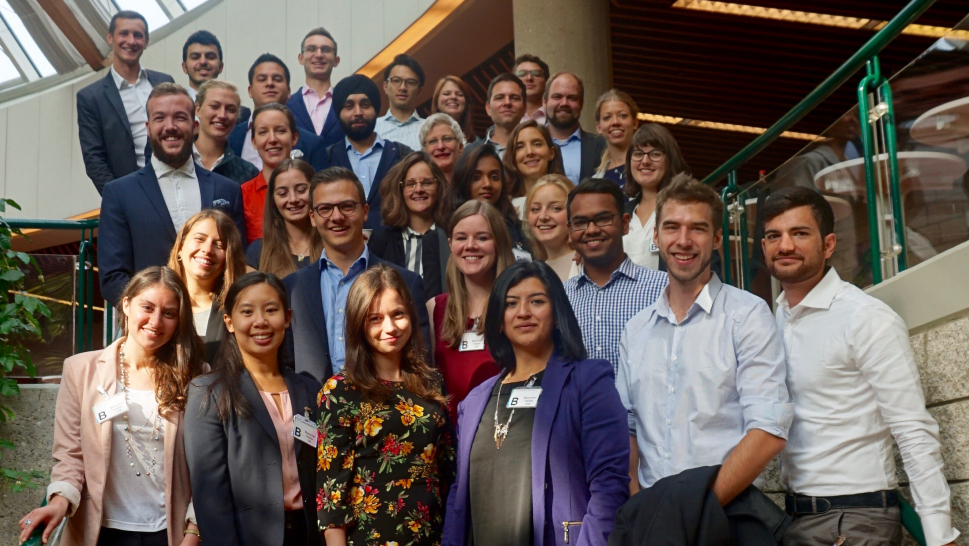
[284,509,308,546]
[97,527,167,546]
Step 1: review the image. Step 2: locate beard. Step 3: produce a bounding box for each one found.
[340,116,377,142]
[548,107,579,130]
[150,132,193,167]
[767,252,825,284]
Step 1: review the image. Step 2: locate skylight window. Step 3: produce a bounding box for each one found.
[0,0,56,77]
[112,0,170,33]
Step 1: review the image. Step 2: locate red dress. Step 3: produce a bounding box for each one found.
[240,171,267,244]
[432,293,501,422]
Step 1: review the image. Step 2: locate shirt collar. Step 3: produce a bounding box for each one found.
[654,272,722,323]
[319,244,370,271]
[345,134,384,154]
[151,154,196,179]
[776,266,842,314]
[110,65,147,89]
[192,145,226,169]
[303,86,333,100]
[379,110,421,125]
[552,126,582,145]
[576,255,637,288]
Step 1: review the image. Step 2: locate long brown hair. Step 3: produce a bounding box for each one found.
[624,123,690,203]
[167,209,247,307]
[441,200,515,348]
[379,151,448,229]
[343,266,447,406]
[259,159,323,277]
[431,75,476,142]
[121,266,206,416]
[502,119,566,198]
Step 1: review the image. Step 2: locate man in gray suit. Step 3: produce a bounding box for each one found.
[77,10,174,195]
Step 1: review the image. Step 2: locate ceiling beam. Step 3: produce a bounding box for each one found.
[34,0,103,71]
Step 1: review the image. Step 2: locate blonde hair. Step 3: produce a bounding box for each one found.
[195,79,239,109]
[522,174,574,261]
[594,89,640,173]
[167,209,247,307]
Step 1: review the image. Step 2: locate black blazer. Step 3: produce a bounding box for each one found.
[623,198,723,276]
[286,87,345,150]
[77,69,175,194]
[184,369,322,546]
[202,305,226,363]
[280,253,430,383]
[579,129,608,182]
[367,226,449,298]
[97,164,246,308]
[325,139,412,230]
[227,108,330,171]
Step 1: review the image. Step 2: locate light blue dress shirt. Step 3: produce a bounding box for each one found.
[374,110,423,150]
[319,246,370,374]
[345,135,385,199]
[617,273,793,488]
[553,127,583,184]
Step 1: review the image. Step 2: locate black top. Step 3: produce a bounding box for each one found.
[245,238,314,272]
[468,371,544,546]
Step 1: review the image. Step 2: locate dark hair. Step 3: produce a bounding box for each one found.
[310,166,367,205]
[109,10,149,38]
[544,71,584,104]
[514,53,550,80]
[761,186,835,238]
[484,261,587,369]
[182,30,222,62]
[567,177,626,219]
[625,123,690,203]
[487,73,526,101]
[261,159,323,277]
[655,173,725,230]
[248,53,290,86]
[383,54,425,87]
[502,119,566,197]
[207,272,289,421]
[251,103,299,140]
[146,82,193,114]
[447,142,518,227]
[380,151,448,228]
[302,27,337,54]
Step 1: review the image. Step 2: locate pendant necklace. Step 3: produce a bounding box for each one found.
[493,373,539,449]
[119,344,162,477]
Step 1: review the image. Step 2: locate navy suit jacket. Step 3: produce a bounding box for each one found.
[579,129,608,182]
[77,69,175,194]
[326,139,412,229]
[286,87,345,150]
[442,356,630,546]
[281,253,431,383]
[98,164,246,308]
[227,108,329,171]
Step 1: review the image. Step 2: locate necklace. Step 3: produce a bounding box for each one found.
[493,373,539,449]
[291,238,312,261]
[119,344,162,477]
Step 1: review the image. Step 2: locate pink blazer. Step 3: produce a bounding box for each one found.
[47,338,192,546]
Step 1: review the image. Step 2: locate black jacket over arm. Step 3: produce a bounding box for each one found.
[367,226,448,298]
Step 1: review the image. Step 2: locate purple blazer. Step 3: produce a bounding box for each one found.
[441,355,630,546]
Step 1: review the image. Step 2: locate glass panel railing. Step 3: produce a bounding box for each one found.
[12,254,77,380]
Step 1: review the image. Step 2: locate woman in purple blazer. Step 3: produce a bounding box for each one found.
[442,260,630,546]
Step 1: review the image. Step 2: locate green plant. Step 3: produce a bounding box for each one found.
[0,198,50,492]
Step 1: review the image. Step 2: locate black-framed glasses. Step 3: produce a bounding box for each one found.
[400,178,438,191]
[568,213,620,231]
[302,45,335,55]
[424,135,457,147]
[516,69,543,79]
[388,76,420,89]
[312,200,361,218]
[631,149,666,163]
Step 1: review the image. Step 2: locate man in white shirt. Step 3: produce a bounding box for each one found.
[374,54,425,150]
[762,186,959,546]
[181,30,224,101]
[618,174,792,505]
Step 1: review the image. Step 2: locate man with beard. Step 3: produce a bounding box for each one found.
[181,30,224,101]
[287,27,345,149]
[465,73,526,157]
[762,187,959,546]
[563,178,668,375]
[617,174,792,502]
[325,74,412,229]
[98,83,246,308]
[544,71,607,184]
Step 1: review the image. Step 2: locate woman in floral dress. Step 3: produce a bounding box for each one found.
[317,265,455,546]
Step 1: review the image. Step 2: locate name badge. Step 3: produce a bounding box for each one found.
[93,393,128,424]
[649,240,659,253]
[459,332,485,352]
[507,387,542,408]
[512,248,532,261]
[293,414,318,447]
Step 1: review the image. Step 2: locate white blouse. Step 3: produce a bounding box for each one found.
[623,204,660,270]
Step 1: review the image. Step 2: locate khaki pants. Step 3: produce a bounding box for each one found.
[783,506,902,546]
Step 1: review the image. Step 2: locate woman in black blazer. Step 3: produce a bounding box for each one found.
[184,272,321,546]
[370,151,450,297]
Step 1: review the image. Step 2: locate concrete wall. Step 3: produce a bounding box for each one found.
[0,0,436,221]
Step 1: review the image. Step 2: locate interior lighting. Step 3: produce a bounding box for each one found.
[357,0,467,78]
[638,112,821,141]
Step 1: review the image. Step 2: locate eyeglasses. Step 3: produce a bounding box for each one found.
[631,149,666,163]
[401,178,438,191]
[302,45,335,55]
[388,76,420,89]
[424,135,457,147]
[312,200,361,218]
[568,213,620,231]
[516,69,543,79]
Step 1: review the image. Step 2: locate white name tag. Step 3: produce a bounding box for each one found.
[507,387,542,408]
[93,393,128,424]
[459,332,486,352]
[293,414,318,447]
[512,248,532,261]
[649,240,659,253]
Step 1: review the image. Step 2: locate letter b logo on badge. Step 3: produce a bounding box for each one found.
[510,397,518,407]
[460,340,468,350]
[98,411,107,421]
[294,428,301,438]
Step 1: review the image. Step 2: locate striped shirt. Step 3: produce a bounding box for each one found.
[563,256,668,375]
[375,110,423,150]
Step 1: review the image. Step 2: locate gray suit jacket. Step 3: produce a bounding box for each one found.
[579,128,608,181]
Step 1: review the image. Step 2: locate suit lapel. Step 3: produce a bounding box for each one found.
[288,90,315,135]
[306,267,330,360]
[283,371,310,457]
[102,73,132,139]
[371,142,397,203]
[96,340,122,475]
[459,375,497,468]
[579,131,595,179]
[322,106,338,136]
[162,412,178,504]
[198,168,216,207]
[331,141,351,169]
[388,230,406,265]
[531,356,570,546]
[240,369,279,443]
[135,166,178,240]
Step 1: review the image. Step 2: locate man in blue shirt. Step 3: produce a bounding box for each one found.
[544,72,606,184]
[282,166,430,382]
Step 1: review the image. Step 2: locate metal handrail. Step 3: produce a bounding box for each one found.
[701,0,938,185]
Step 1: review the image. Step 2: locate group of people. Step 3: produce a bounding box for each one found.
[14,8,961,546]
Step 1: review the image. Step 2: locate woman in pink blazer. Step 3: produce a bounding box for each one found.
[18,266,207,546]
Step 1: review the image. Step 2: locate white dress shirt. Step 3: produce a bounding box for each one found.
[776,267,959,546]
[110,66,153,168]
[241,119,262,170]
[624,204,659,270]
[151,155,202,233]
[618,273,793,488]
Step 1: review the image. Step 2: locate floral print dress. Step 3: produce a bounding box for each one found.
[316,375,456,546]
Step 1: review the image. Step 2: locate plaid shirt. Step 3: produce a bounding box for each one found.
[564,256,668,376]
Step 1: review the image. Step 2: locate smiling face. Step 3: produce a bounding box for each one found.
[298,34,340,81]
[122,285,179,354]
[528,184,569,249]
[365,288,412,359]
[656,200,722,284]
[514,127,555,182]
[183,43,223,88]
[108,18,147,67]
[147,93,197,167]
[273,169,311,224]
[338,93,378,142]
[502,276,554,353]
[310,179,368,255]
[596,100,636,148]
[177,217,226,285]
[423,123,462,174]
[248,62,290,107]
[197,88,239,141]
[385,64,422,111]
[401,161,438,219]
[449,214,497,280]
[485,81,525,130]
[763,205,835,284]
[630,145,668,192]
[252,110,295,169]
[224,282,290,359]
[437,80,466,118]
[545,75,583,131]
[567,192,629,268]
[470,156,503,206]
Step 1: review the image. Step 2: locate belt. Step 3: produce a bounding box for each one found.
[785,490,898,516]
